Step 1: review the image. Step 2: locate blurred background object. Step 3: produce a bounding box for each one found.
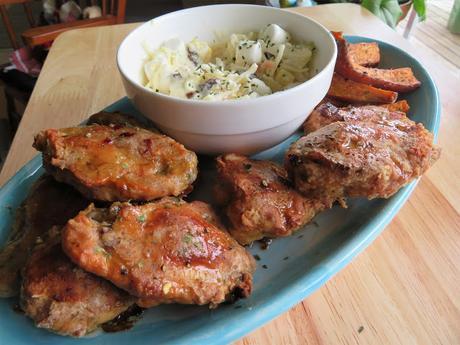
[448,0,460,33]
[0,0,126,138]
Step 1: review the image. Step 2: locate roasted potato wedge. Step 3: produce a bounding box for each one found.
[327,73,398,104]
[349,42,380,66]
[332,32,421,92]
[380,100,410,113]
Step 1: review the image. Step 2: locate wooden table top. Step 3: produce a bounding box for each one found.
[1,3,459,344]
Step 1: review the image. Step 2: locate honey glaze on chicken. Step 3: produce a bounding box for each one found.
[20,228,135,337]
[33,124,198,202]
[303,102,410,134]
[286,119,440,202]
[0,175,89,297]
[215,154,331,245]
[61,198,256,308]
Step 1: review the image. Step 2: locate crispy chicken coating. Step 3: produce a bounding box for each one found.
[286,120,440,201]
[33,123,198,202]
[61,198,256,308]
[303,102,408,134]
[0,175,88,297]
[21,228,135,337]
[215,154,330,245]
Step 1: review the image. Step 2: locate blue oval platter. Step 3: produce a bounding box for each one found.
[0,36,440,344]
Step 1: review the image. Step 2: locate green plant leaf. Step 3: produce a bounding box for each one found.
[362,0,403,28]
[279,0,296,7]
[413,0,426,21]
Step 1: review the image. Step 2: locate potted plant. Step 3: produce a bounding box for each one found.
[280,0,426,28]
[361,0,426,28]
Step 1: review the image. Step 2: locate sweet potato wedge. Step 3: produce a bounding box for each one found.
[332,32,421,92]
[349,42,380,66]
[327,73,398,104]
[380,100,410,113]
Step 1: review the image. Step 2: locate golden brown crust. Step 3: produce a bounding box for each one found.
[287,120,440,201]
[61,198,256,308]
[332,32,421,92]
[0,175,89,297]
[380,100,410,113]
[20,228,135,337]
[215,154,330,245]
[303,102,408,134]
[33,124,198,202]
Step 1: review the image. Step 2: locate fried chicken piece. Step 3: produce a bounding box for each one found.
[62,198,256,308]
[303,102,408,134]
[33,124,198,202]
[0,175,89,297]
[21,228,135,337]
[286,120,440,201]
[215,154,330,245]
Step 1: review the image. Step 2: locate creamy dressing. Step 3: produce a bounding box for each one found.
[143,24,315,101]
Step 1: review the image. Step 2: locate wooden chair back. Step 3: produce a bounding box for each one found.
[0,0,126,49]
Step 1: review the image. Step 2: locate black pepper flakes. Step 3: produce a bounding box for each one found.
[259,238,272,250]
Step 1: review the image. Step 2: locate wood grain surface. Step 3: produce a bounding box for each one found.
[1,3,459,344]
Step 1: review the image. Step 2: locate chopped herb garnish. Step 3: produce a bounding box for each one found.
[264,52,275,60]
[94,246,111,258]
[183,233,193,244]
[137,214,146,223]
[193,240,204,251]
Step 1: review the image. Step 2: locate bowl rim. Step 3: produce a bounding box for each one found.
[116,4,338,107]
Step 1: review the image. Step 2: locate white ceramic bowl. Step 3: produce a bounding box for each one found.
[117,4,337,155]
